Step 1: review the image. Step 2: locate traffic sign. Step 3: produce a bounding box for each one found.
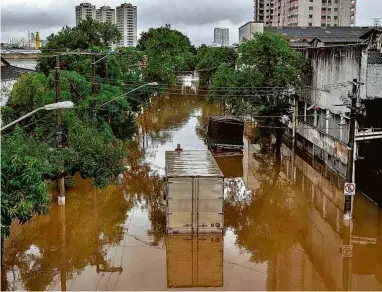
[341,245,353,258]
[344,182,356,196]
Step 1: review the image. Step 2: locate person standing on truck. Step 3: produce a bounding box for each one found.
[175,144,183,152]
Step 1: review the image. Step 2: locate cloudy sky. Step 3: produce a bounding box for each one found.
[1,0,382,45]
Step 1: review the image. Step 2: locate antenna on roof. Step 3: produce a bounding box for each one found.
[372,18,381,27]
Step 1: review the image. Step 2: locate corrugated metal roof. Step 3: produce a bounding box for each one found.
[1,66,34,80]
[165,151,223,178]
[368,51,382,64]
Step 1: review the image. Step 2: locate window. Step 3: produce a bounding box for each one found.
[334,16,338,20]
[309,6,313,10]
[310,0,313,2]
[309,14,313,18]
[309,22,313,26]
[321,23,326,27]
[334,8,338,11]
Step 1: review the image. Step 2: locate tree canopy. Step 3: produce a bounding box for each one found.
[195,46,238,85]
[44,17,121,51]
[138,26,195,84]
[209,32,306,155]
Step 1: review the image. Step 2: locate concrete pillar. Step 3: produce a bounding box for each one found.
[326,110,330,134]
[304,103,307,122]
[314,109,318,127]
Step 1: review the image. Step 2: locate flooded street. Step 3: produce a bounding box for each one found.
[2,84,382,291]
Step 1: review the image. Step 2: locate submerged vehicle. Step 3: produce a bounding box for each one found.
[207,116,244,156]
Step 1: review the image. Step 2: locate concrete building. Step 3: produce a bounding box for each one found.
[116,3,137,47]
[214,28,230,47]
[282,27,382,202]
[253,0,356,27]
[75,2,96,25]
[96,6,115,24]
[239,22,264,43]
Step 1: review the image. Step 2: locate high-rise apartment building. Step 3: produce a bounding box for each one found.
[116,3,137,47]
[214,28,230,47]
[96,6,115,24]
[75,3,96,25]
[254,0,356,27]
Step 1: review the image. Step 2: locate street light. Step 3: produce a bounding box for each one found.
[1,101,74,131]
[99,82,158,108]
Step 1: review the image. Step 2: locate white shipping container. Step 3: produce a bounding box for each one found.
[165,151,224,234]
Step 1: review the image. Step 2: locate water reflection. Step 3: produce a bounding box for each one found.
[2,179,131,291]
[166,234,223,288]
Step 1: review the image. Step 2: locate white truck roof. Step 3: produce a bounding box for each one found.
[165,150,223,178]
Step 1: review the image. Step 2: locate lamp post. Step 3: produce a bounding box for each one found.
[1,101,74,131]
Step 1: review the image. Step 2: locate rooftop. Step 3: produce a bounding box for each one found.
[265,26,373,44]
[1,57,35,80]
[165,151,223,178]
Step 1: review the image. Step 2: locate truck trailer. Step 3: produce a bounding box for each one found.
[165,150,224,234]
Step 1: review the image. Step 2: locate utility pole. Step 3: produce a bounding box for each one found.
[344,79,358,219]
[291,94,298,184]
[292,95,298,148]
[92,53,96,94]
[105,56,108,81]
[55,54,65,205]
[342,79,361,291]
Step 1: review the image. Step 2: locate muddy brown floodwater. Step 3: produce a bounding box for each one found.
[2,83,382,291]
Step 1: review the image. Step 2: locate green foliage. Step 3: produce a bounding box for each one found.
[138,26,192,54]
[208,64,246,115]
[107,47,145,83]
[1,129,52,239]
[195,46,238,84]
[238,32,305,88]
[65,118,127,187]
[37,17,121,76]
[207,32,306,155]
[138,26,195,84]
[44,17,121,50]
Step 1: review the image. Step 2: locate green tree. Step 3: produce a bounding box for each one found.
[210,32,306,158]
[1,129,52,260]
[37,17,121,76]
[195,46,238,84]
[138,26,195,84]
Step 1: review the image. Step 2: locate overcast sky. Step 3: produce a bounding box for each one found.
[1,0,382,45]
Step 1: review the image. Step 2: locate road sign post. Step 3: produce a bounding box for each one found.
[344,183,356,196]
[341,245,353,258]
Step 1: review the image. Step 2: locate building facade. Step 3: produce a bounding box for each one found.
[214,28,229,47]
[254,0,356,27]
[96,6,115,24]
[239,22,264,44]
[75,2,96,25]
[116,3,137,47]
